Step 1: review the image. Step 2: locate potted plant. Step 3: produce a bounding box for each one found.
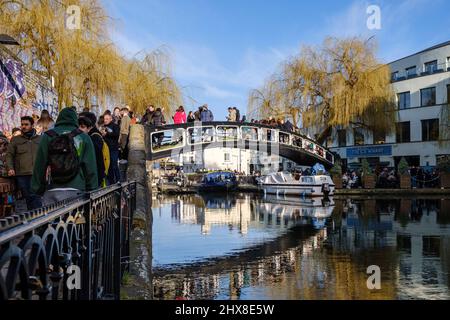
[398,157,411,189]
[438,155,450,189]
[329,160,343,189]
[361,159,376,189]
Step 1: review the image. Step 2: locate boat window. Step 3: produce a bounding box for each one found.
[301,177,313,183]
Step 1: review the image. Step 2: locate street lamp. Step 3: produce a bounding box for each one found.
[0,34,19,46]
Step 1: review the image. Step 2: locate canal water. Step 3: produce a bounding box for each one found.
[151,193,450,300]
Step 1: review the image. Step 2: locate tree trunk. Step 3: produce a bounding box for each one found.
[316,126,332,145]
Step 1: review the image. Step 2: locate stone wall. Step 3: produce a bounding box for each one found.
[122,124,153,299]
[0,47,58,134]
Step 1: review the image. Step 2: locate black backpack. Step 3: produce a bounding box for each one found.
[45,129,82,184]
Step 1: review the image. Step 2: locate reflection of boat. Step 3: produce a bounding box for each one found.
[199,171,238,193]
[199,193,237,209]
[260,195,334,222]
[258,172,335,197]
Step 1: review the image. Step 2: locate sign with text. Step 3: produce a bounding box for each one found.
[346,145,392,158]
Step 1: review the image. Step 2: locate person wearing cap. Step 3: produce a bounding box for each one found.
[79,112,106,187]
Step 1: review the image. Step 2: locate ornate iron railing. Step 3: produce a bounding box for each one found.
[145,121,335,168]
[0,181,136,300]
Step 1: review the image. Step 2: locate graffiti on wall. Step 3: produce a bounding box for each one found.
[0,56,58,134]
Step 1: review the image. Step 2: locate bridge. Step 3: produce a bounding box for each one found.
[145,122,335,168]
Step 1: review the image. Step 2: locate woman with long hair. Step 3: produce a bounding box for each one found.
[36,109,54,134]
[187,111,195,123]
[173,106,187,124]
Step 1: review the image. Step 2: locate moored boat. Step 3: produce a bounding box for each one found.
[198,171,238,192]
[258,171,335,197]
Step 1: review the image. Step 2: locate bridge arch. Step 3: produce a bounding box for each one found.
[145,122,334,168]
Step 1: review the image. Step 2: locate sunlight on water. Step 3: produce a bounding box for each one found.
[152,194,450,300]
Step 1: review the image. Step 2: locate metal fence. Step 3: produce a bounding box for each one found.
[0,181,136,300]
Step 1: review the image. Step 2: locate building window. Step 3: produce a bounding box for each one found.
[406,66,416,78]
[421,119,439,141]
[337,129,346,147]
[224,153,231,162]
[353,128,364,146]
[391,71,399,81]
[397,92,410,109]
[447,84,450,104]
[420,87,436,106]
[396,122,410,143]
[424,60,438,73]
[447,57,450,69]
[373,130,386,145]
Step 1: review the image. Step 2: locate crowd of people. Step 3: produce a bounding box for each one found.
[0,105,137,211]
[341,166,441,189]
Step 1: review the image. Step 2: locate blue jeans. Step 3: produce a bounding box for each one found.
[16,175,42,210]
[107,149,120,185]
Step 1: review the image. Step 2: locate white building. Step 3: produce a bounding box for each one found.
[330,41,450,169]
[179,148,297,175]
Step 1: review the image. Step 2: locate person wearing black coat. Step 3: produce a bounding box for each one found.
[101,114,120,184]
[79,112,106,187]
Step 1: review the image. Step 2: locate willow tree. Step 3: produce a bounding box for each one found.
[121,49,181,116]
[0,0,182,114]
[249,37,396,143]
[0,0,116,109]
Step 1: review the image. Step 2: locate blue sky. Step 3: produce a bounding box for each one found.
[104,0,450,120]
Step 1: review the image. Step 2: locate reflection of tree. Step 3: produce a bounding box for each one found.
[153,196,450,300]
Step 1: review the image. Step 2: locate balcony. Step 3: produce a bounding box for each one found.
[391,62,449,83]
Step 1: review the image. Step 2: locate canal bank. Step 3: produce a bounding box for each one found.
[121,124,153,299]
[156,182,450,196]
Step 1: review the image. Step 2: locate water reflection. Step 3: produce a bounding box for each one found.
[152,195,450,300]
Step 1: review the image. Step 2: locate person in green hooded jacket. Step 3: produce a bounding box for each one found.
[31,107,98,205]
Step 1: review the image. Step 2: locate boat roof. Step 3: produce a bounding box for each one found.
[204,171,236,177]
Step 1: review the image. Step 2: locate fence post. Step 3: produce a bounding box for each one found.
[114,185,123,299]
[81,200,92,300]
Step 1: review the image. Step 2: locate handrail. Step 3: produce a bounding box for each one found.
[0,181,136,300]
[145,121,334,165]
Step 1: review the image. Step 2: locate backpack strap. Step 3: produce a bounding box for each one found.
[91,132,105,144]
[45,130,58,138]
[68,128,82,139]
[91,132,103,140]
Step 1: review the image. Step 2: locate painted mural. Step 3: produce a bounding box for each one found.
[0,53,58,134]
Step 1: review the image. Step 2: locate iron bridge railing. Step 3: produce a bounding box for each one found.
[0,181,136,300]
[146,121,335,166]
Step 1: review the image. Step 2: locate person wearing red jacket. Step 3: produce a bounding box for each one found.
[173,106,187,124]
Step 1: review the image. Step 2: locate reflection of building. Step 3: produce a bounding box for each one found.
[170,194,331,235]
[153,229,328,300]
[329,41,450,168]
[393,199,450,299]
[154,196,450,300]
[179,148,297,175]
